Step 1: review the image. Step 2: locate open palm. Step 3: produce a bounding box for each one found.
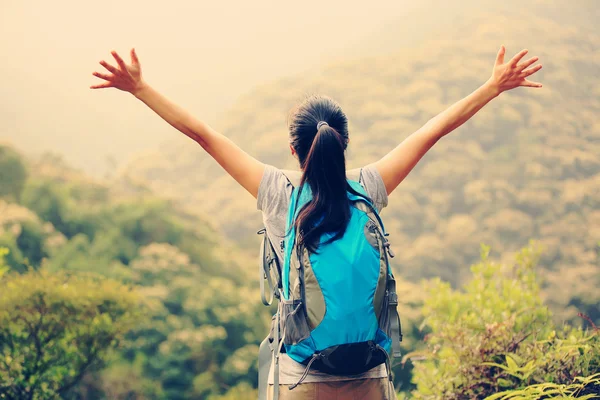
[90,48,144,93]
[489,46,543,93]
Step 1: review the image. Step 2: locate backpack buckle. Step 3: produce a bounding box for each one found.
[388,291,398,306]
[384,242,396,258]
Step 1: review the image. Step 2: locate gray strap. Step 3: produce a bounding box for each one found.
[259,228,282,306]
[280,170,301,188]
[288,353,321,390]
[272,310,280,400]
[375,343,395,400]
[259,229,275,306]
[257,334,272,400]
[387,275,403,358]
[280,168,364,189]
[271,291,287,400]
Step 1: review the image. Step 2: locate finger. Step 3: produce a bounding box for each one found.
[519,64,543,78]
[92,71,114,81]
[521,79,542,88]
[99,60,119,75]
[111,50,128,71]
[131,48,140,65]
[495,45,505,66]
[516,56,539,72]
[90,82,114,89]
[509,49,529,67]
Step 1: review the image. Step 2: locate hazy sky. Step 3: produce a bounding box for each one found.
[0,0,427,176]
[1,0,597,177]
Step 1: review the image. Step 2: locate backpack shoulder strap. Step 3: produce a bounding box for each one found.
[257,169,299,305]
[280,169,302,188]
[280,168,365,189]
[280,168,364,188]
[257,168,302,400]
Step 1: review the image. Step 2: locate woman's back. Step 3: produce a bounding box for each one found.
[258,163,396,399]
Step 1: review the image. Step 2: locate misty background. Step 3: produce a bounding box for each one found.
[1,0,597,177]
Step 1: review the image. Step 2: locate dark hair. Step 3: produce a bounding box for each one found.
[288,94,368,253]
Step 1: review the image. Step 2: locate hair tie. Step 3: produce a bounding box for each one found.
[317,121,329,130]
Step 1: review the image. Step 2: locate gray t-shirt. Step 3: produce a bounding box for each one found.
[256,163,390,384]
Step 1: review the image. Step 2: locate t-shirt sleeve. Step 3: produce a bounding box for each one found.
[358,163,389,213]
[256,164,292,220]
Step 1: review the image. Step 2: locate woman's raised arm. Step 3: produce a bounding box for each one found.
[90,48,265,199]
[373,45,543,196]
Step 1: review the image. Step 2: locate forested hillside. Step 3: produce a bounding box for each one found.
[119,10,600,325]
[0,144,268,398]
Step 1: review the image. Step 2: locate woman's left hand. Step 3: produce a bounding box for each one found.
[487,45,543,95]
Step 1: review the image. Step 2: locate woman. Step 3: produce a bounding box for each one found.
[90,45,542,399]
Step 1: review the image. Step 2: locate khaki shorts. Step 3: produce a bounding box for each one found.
[267,377,395,400]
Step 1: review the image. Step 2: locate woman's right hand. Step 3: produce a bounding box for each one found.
[90,48,146,94]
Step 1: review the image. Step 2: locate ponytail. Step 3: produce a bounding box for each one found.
[294,123,349,253]
[288,94,368,253]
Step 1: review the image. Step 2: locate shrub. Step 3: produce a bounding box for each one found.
[408,242,600,399]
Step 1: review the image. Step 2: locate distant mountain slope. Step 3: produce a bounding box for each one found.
[119,6,600,312]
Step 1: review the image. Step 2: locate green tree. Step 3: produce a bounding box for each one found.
[20,179,75,239]
[0,145,28,202]
[0,247,9,278]
[114,243,268,400]
[0,234,26,273]
[0,268,142,399]
[0,200,49,272]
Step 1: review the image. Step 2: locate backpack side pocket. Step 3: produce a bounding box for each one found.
[280,298,311,346]
[379,287,392,337]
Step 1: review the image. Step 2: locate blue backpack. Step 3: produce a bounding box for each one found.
[257,172,402,400]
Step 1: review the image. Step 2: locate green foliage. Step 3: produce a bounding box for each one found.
[0,268,142,399]
[96,199,231,280]
[115,243,269,400]
[14,219,47,268]
[42,232,132,282]
[543,247,600,332]
[0,152,262,398]
[20,178,97,241]
[206,382,257,400]
[0,234,26,273]
[13,162,246,283]
[0,145,28,203]
[0,247,9,278]
[0,199,48,273]
[484,373,600,400]
[21,179,71,237]
[408,242,600,399]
